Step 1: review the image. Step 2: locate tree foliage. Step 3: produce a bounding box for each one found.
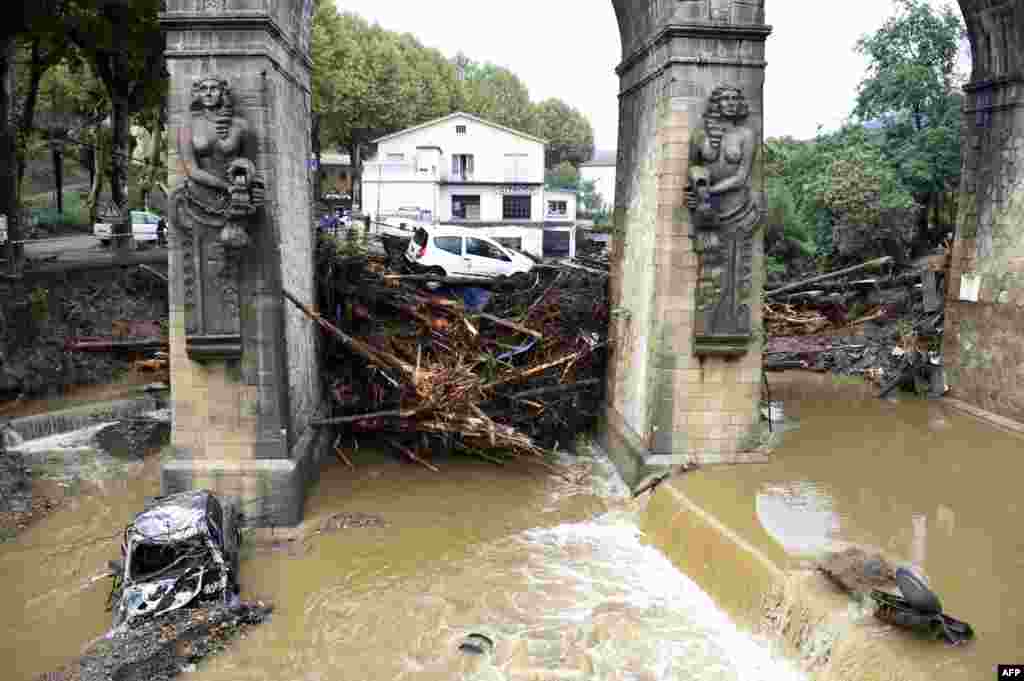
[310,3,594,171]
[532,98,594,168]
[458,61,536,135]
[312,4,458,152]
[853,0,965,254]
[544,160,578,190]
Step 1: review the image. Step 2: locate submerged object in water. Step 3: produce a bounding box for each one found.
[870,590,974,646]
[458,632,494,655]
[894,566,942,614]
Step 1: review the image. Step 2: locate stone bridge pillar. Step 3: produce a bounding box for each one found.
[944,1,1024,423]
[159,0,327,526]
[602,0,771,484]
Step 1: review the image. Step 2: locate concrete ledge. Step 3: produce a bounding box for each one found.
[161,424,330,528]
[5,396,162,441]
[643,479,961,681]
[942,396,1024,437]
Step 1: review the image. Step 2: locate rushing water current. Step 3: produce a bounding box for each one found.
[5,371,1020,680]
[1,439,805,681]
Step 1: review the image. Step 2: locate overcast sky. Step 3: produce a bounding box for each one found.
[331,0,970,150]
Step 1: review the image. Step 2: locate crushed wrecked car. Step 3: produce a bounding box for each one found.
[107,490,242,628]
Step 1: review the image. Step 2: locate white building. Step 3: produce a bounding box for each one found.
[579,149,616,214]
[361,112,577,259]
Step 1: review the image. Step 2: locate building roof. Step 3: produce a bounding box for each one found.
[580,149,616,167]
[372,112,548,146]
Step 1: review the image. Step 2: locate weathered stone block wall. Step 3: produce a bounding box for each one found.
[944,1,1024,423]
[605,0,769,473]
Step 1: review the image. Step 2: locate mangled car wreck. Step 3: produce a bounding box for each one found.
[108,490,242,628]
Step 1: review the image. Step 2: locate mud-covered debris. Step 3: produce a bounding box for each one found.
[817,547,897,600]
[316,511,388,533]
[36,601,272,681]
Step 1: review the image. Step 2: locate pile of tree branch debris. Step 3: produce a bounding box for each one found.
[296,232,610,472]
[763,252,950,398]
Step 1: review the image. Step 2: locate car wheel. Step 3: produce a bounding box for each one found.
[425,267,446,290]
[99,239,110,247]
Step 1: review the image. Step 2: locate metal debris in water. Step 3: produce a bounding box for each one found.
[458,632,494,655]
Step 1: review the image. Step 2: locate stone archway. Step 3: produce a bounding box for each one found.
[156,0,1022,525]
[943,1,1024,423]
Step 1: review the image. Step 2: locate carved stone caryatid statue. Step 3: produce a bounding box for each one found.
[684,84,762,354]
[173,75,264,250]
[170,75,265,358]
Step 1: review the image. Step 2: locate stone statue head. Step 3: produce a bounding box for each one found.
[191,75,232,113]
[706,85,750,122]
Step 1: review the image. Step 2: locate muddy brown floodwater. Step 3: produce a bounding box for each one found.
[660,372,1024,681]
[2,371,1019,681]
[1,444,805,681]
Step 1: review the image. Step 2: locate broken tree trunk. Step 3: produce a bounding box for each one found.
[765,257,893,299]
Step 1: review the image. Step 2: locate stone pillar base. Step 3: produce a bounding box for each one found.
[161,427,331,527]
[599,403,770,493]
[597,407,675,493]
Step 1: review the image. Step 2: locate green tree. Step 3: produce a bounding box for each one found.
[1,0,66,267]
[458,61,536,134]
[853,0,966,256]
[544,160,578,190]
[533,98,594,168]
[66,0,166,255]
[578,178,605,220]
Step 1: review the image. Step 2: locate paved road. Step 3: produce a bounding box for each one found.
[16,233,168,273]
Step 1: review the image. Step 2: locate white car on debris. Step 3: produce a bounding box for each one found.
[405,226,535,279]
[94,210,166,248]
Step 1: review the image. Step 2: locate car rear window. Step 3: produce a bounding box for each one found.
[413,228,429,247]
[434,236,462,255]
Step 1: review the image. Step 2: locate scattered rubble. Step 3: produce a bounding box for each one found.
[35,601,272,681]
[763,252,949,398]
[304,231,609,471]
[0,268,169,401]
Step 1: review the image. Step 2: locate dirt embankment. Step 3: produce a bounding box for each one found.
[0,267,168,402]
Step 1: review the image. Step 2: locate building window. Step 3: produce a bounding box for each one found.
[452,195,481,220]
[386,153,405,161]
[504,153,529,182]
[494,236,523,252]
[547,200,568,217]
[503,195,531,220]
[451,154,474,181]
[455,125,467,135]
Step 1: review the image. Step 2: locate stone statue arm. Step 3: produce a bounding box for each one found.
[708,127,754,196]
[178,124,231,193]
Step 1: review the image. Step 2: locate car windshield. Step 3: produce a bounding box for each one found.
[130,542,193,580]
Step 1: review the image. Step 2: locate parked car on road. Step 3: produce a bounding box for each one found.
[405,226,535,279]
[94,210,166,248]
[107,490,241,628]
